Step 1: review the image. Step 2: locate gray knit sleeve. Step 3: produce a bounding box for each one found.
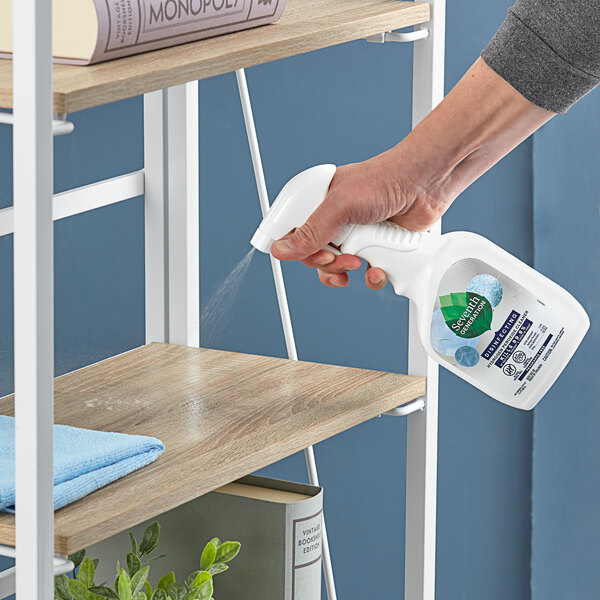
[481,0,600,113]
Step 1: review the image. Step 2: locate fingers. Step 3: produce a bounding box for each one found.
[365,267,388,290]
[300,249,336,268]
[271,213,342,261]
[315,265,387,289]
[318,270,350,288]
[301,252,362,274]
[299,250,388,290]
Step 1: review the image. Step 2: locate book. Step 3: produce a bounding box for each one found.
[90,475,323,600]
[0,0,286,65]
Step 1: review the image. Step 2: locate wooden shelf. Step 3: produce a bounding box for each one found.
[0,343,425,553]
[0,0,429,113]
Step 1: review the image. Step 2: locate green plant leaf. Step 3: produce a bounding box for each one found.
[157,572,176,592]
[93,560,100,571]
[208,538,221,549]
[139,522,160,556]
[182,593,198,600]
[439,292,492,338]
[115,569,131,598]
[68,579,91,600]
[200,542,216,571]
[190,572,211,589]
[127,553,141,577]
[208,563,228,576]
[167,583,186,600]
[142,554,167,565]
[186,572,200,589]
[114,562,122,591]
[134,593,147,600]
[194,579,213,600]
[89,586,119,599]
[214,541,240,564]
[130,566,150,596]
[129,533,138,556]
[145,581,153,598]
[118,573,133,600]
[69,550,86,571]
[78,557,95,589]
[150,591,168,600]
[55,574,73,600]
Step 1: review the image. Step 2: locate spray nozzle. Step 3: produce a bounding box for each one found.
[249,228,276,254]
[251,164,338,253]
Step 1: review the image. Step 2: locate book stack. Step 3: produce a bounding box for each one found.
[0,0,286,65]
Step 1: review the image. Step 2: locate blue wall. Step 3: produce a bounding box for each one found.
[531,91,600,599]
[0,1,554,598]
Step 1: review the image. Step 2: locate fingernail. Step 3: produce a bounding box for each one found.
[371,276,383,285]
[314,252,335,266]
[272,238,294,256]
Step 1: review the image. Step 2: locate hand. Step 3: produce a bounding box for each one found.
[270,148,448,290]
[270,58,553,291]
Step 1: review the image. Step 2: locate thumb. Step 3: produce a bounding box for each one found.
[271,198,346,261]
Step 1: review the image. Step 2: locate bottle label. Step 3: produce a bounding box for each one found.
[431,258,564,398]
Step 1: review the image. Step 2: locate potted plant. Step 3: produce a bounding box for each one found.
[55,521,241,600]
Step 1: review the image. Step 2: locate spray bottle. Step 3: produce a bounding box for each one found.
[251,164,589,410]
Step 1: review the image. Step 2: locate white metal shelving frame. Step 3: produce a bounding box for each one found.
[2,0,445,598]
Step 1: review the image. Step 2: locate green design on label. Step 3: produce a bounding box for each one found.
[439,292,493,338]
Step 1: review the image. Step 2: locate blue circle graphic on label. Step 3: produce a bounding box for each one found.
[455,346,480,367]
[467,274,503,308]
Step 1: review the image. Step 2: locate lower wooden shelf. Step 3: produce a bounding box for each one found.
[0,343,425,553]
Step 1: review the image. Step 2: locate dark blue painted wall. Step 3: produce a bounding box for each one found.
[0,1,538,597]
[531,91,600,599]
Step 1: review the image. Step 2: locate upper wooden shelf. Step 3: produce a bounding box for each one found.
[0,342,425,553]
[0,0,429,113]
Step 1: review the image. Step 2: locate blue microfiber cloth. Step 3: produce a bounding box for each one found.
[0,415,164,512]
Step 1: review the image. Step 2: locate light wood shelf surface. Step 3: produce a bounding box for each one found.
[0,343,425,553]
[0,0,429,113]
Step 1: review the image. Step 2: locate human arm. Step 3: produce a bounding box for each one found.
[271,0,599,289]
[271,57,553,288]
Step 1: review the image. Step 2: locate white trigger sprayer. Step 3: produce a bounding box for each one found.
[251,164,589,410]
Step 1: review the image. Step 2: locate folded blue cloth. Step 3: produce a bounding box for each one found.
[0,415,165,512]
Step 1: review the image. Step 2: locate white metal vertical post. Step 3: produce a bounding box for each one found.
[235,68,338,600]
[167,82,199,347]
[143,84,200,347]
[13,0,55,598]
[0,549,73,600]
[144,90,169,344]
[405,2,445,599]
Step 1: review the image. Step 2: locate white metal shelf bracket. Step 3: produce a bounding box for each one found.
[383,396,426,417]
[0,546,74,600]
[0,170,145,238]
[235,68,338,600]
[0,111,74,136]
[365,29,429,44]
